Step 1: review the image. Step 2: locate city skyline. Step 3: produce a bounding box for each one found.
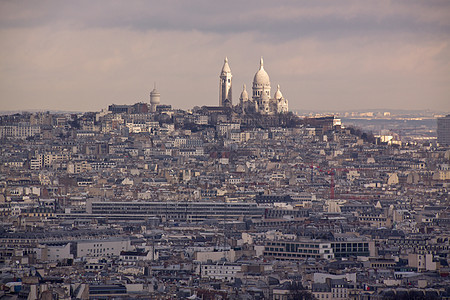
[1,1,449,112]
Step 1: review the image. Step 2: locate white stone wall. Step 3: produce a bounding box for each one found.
[76,238,131,258]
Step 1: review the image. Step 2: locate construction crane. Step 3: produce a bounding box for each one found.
[309,164,335,199]
[309,164,370,199]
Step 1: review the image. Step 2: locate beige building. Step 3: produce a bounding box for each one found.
[408,253,437,272]
[76,238,131,258]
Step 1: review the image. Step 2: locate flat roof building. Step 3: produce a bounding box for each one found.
[87,200,264,222]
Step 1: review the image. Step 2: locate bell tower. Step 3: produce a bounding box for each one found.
[219,57,232,107]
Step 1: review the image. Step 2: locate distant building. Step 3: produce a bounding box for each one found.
[219,57,232,107]
[150,85,161,112]
[108,104,132,114]
[76,238,131,258]
[87,201,264,222]
[108,103,149,114]
[219,57,288,114]
[303,116,341,133]
[263,238,375,261]
[437,114,450,146]
[264,239,335,260]
[156,104,172,113]
[312,278,350,300]
[199,262,241,282]
[0,124,41,139]
[132,102,149,114]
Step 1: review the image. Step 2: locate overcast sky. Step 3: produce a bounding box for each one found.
[0,0,449,112]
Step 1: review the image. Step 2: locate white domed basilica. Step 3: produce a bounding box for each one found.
[219,57,288,115]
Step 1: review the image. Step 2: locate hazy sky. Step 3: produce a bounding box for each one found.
[0,0,449,112]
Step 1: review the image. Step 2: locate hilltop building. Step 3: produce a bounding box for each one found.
[219,57,288,115]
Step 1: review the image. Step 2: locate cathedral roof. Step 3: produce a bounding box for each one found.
[150,83,160,96]
[240,84,249,101]
[274,84,283,99]
[150,82,160,96]
[150,88,159,95]
[221,57,231,74]
[150,85,160,105]
[253,57,270,86]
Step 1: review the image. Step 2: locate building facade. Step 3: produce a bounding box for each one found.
[76,238,131,258]
[264,238,375,261]
[199,262,242,282]
[264,240,335,260]
[437,114,450,146]
[0,124,41,139]
[87,200,264,222]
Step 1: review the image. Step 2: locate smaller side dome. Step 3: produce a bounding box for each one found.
[240,84,249,101]
[274,84,283,99]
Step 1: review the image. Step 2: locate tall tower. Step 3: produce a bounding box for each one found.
[150,84,160,113]
[219,57,232,107]
[437,114,450,146]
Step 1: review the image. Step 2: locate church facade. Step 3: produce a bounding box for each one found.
[219,57,288,115]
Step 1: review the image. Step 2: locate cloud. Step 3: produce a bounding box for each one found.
[2,1,449,37]
[0,0,449,112]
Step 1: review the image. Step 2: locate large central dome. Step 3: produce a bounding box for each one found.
[253,57,270,86]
